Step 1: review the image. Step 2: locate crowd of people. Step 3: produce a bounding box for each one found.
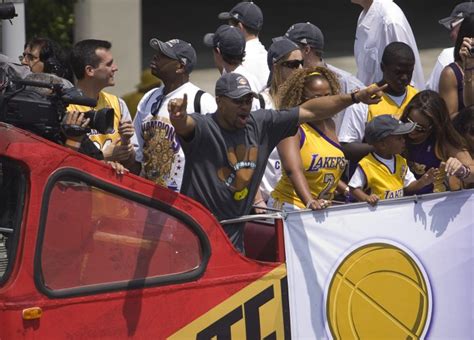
[3,0,474,252]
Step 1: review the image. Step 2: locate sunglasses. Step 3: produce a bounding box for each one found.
[280,59,304,69]
[231,95,254,106]
[406,117,431,133]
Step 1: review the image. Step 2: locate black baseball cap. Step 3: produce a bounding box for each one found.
[365,115,416,144]
[218,2,263,31]
[203,25,246,56]
[149,38,197,73]
[439,2,474,30]
[285,22,324,52]
[267,36,300,69]
[215,73,258,99]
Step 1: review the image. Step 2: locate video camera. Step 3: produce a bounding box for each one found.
[0,72,114,143]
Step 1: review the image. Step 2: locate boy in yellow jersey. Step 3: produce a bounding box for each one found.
[349,115,437,205]
[339,42,419,164]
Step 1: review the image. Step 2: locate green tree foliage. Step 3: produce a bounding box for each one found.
[25,0,76,48]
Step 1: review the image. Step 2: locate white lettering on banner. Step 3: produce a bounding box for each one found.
[283,190,474,339]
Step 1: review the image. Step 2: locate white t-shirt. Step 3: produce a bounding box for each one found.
[232,65,262,111]
[354,0,425,90]
[348,153,416,188]
[425,47,454,92]
[132,82,217,191]
[337,102,369,143]
[326,63,365,134]
[338,91,407,144]
[242,38,269,93]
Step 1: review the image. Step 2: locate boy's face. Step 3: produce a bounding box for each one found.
[381,59,414,96]
[377,134,406,155]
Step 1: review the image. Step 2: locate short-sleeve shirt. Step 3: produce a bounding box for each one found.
[131,82,217,191]
[242,38,269,93]
[338,86,418,143]
[180,107,299,222]
[180,108,298,252]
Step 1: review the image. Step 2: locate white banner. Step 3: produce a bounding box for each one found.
[284,190,474,339]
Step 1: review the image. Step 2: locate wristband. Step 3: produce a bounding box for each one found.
[65,139,82,150]
[351,90,360,104]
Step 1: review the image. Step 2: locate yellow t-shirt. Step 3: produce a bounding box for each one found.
[272,124,346,208]
[358,153,408,200]
[68,91,122,151]
[367,85,418,121]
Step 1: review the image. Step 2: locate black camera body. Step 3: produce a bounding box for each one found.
[0,72,114,142]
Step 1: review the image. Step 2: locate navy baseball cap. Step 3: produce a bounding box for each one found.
[439,2,474,30]
[365,115,416,144]
[203,25,246,56]
[267,36,300,69]
[285,22,325,52]
[215,73,258,99]
[218,2,263,31]
[149,38,197,73]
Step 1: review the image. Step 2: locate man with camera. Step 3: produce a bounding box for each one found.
[68,39,136,171]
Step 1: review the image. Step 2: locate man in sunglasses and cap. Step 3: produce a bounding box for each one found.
[131,38,217,191]
[426,2,474,92]
[168,72,386,253]
[218,1,268,92]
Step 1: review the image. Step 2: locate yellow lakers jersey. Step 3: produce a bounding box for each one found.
[272,124,346,208]
[367,85,418,122]
[68,91,122,151]
[359,153,408,200]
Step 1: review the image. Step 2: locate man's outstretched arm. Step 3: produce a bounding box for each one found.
[298,84,387,124]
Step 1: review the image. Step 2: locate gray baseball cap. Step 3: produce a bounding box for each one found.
[149,38,197,73]
[218,2,263,31]
[203,25,246,56]
[365,115,416,144]
[285,22,324,52]
[215,73,258,99]
[439,2,474,30]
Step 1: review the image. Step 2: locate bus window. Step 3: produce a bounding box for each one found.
[38,175,206,296]
[0,157,26,284]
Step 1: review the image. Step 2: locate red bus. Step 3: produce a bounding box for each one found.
[0,123,291,339]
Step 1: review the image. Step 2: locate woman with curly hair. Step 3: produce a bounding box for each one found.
[400,90,474,193]
[268,66,349,210]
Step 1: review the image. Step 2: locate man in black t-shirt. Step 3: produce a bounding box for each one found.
[168,72,386,252]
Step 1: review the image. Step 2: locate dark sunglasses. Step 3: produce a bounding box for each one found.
[406,117,431,133]
[280,59,304,69]
[231,95,254,106]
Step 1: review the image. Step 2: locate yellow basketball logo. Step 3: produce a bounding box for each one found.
[326,242,431,339]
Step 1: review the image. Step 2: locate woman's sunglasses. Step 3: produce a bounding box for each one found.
[406,117,431,133]
[280,59,304,69]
